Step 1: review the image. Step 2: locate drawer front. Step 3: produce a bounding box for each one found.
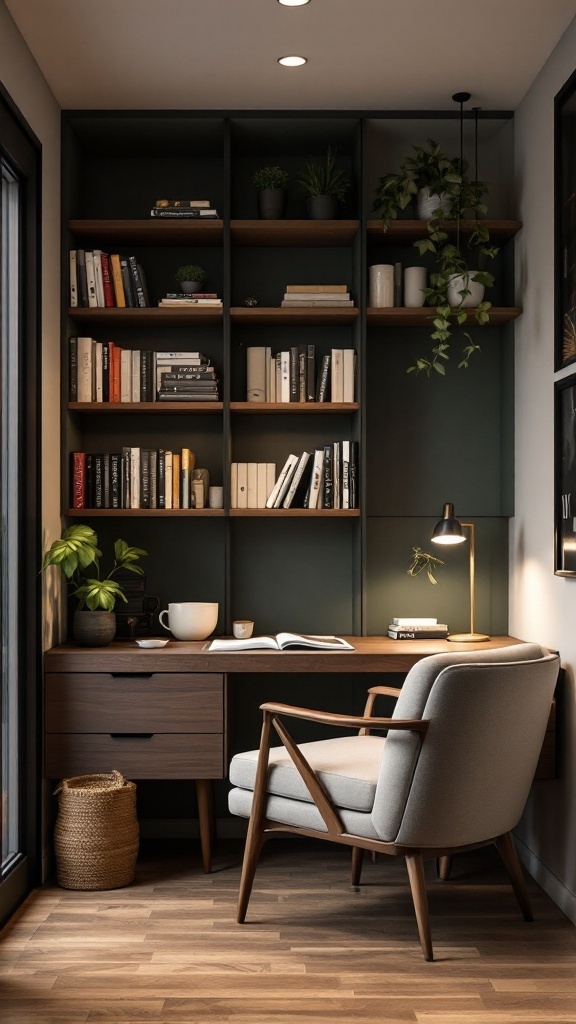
[45,733,225,780]
[45,673,223,733]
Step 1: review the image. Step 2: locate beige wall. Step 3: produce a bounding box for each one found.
[0,1,63,646]
[512,16,576,924]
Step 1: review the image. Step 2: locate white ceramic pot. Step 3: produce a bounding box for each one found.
[369,264,394,307]
[417,187,452,220]
[159,602,219,641]
[447,272,485,308]
[403,266,427,307]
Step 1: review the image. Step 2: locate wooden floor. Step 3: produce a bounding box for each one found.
[1,838,575,1023]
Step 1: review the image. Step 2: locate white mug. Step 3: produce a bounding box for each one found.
[404,266,427,307]
[233,620,254,639]
[369,264,394,308]
[159,602,218,641]
[208,486,224,509]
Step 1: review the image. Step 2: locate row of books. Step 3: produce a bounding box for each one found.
[247,346,355,404]
[150,199,219,219]
[260,441,359,510]
[230,463,277,509]
[71,449,210,510]
[280,284,354,308]
[387,617,449,639]
[70,250,149,309]
[69,342,219,403]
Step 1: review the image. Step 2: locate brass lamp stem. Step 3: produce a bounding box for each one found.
[448,521,489,643]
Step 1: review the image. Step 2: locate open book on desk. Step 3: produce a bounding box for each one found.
[206,633,355,652]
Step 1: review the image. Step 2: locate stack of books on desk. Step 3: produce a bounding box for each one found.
[387,618,449,639]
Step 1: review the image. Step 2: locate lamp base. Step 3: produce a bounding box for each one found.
[448,632,490,643]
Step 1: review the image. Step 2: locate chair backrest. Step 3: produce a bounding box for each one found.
[371,643,559,847]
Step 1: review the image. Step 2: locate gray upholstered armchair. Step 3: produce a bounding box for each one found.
[228,642,559,961]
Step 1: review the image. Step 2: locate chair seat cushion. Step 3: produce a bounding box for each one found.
[229,734,385,812]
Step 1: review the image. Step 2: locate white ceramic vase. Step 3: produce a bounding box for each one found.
[447,272,485,308]
[369,264,394,307]
[403,266,427,307]
[417,187,452,220]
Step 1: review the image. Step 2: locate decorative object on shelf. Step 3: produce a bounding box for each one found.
[233,620,254,639]
[208,485,224,509]
[430,502,489,641]
[369,264,394,308]
[554,373,576,575]
[403,266,428,308]
[174,264,207,294]
[159,601,219,641]
[244,295,258,306]
[297,145,351,219]
[41,524,147,646]
[373,96,499,376]
[252,165,290,219]
[407,546,444,585]
[555,70,576,369]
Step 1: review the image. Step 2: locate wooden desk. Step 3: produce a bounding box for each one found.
[43,635,556,871]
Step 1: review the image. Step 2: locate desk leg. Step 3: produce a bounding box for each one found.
[195,779,213,874]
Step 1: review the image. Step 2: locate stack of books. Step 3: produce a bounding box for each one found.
[280,284,354,308]
[156,353,219,402]
[387,618,449,639]
[70,250,148,308]
[158,293,223,307]
[246,345,355,403]
[71,447,210,510]
[150,199,219,219]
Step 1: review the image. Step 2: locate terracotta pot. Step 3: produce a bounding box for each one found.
[73,610,116,647]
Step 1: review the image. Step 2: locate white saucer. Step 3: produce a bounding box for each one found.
[135,639,169,648]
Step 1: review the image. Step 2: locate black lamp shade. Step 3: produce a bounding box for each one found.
[431,502,466,545]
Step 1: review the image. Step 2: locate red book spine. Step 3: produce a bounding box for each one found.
[100,252,115,307]
[71,452,86,508]
[110,344,121,403]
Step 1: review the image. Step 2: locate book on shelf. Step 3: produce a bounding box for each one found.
[237,462,248,509]
[391,617,440,626]
[331,349,343,403]
[244,346,353,405]
[304,449,325,509]
[92,250,105,307]
[286,284,348,294]
[281,299,354,307]
[158,297,222,306]
[265,454,299,509]
[207,632,354,652]
[128,255,149,307]
[110,254,126,307]
[100,252,115,307]
[76,249,88,307]
[71,447,208,510]
[84,251,97,307]
[387,628,449,639]
[282,291,351,302]
[154,199,212,208]
[150,208,219,218]
[69,340,218,403]
[69,251,78,308]
[246,347,267,402]
[282,451,311,508]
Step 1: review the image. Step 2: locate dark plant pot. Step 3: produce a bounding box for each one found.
[73,610,116,647]
[307,195,339,220]
[257,188,286,219]
[180,281,201,294]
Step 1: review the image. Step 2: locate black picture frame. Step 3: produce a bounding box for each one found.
[555,68,576,371]
[555,373,576,575]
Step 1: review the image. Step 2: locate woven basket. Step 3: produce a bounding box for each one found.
[54,770,139,890]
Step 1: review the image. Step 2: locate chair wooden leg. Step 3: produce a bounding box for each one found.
[437,855,452,880]
[351,847,364,885]
[237,815,264,924]
[495,831,533,922]
[195,779,213,874]
[405,852,433,961]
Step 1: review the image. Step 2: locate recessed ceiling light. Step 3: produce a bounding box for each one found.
[277,0,311,6]
[278,55,307,67]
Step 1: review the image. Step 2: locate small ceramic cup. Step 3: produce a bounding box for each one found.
[233,620,254,639]
[208,486,224,509]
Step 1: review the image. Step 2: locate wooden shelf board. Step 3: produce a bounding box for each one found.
[66,508,225,517]
[230,306,358,325]
[366,219,522,245]
[68,402,223,414]
[229,509,360,517]
[230,402,358,413]
[68,219,223,245]
[230,219,359,246]
[367,306,522,326]
[67,307,223,326]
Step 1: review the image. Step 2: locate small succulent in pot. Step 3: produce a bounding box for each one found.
[175,265,207,293]
[252,165,290,191]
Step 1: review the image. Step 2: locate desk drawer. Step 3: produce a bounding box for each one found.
[45,733,225,780]
[45,673,223,733]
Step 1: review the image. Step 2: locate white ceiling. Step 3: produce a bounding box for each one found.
[5,0,576,112]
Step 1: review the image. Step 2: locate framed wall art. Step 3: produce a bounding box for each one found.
[556,68,576,370]
[555,372,576,575]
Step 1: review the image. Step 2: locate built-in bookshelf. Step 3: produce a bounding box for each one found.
[61,111,520,637]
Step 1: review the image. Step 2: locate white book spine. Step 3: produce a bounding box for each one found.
[131,350,141,403]
[94,342,103,403]
[92,250,105,307]
[264,347,272,402]
[266,455,297,509]
[331,349,344,403]
[266,463,276,504]
[273,455,299,507]
[280,351,290,403]
[247,348,267,403]
[77,337,93,402]
[120,349,132,402]
[69,250,78,307]
[164,451,173,510]
[333,442,341,509]
[269,355,276,403]
[307,449,324,509]
[343,349,355,403]
[230,462,238,509]
[275,353,282,403]
[391,617,438,626]
[256,463,269,508]
[237,463,248,508]
[85,251,97,307]
[341,440,350,509]
[130,448,141,509]
[282,452,311,508]
[247,462,258,507]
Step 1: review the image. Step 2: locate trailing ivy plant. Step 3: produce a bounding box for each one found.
[42,524,147,611]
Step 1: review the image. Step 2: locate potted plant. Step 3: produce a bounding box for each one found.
[42,524,147,646]
[252,165,290,220]
[298,145,351,219]
[175,264,207,294]
[373,139,499,376]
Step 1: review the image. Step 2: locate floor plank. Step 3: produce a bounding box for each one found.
[0,839,574,1023]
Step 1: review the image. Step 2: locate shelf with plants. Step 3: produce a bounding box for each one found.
[366,219,522,245]
[367,307,521,327]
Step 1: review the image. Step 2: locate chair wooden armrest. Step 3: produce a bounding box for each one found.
[259,701,428,735]
[367,685,403,698]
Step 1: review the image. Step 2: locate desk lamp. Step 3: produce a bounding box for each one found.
[431,502,489,642]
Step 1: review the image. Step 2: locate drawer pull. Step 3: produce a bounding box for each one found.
[110,673,154,679]
[110,733,154,740]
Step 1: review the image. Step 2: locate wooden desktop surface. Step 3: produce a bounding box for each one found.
[44,635,525,674]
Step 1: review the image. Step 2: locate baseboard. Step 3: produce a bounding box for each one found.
[139,817,248,840]
[514,832,576,926]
